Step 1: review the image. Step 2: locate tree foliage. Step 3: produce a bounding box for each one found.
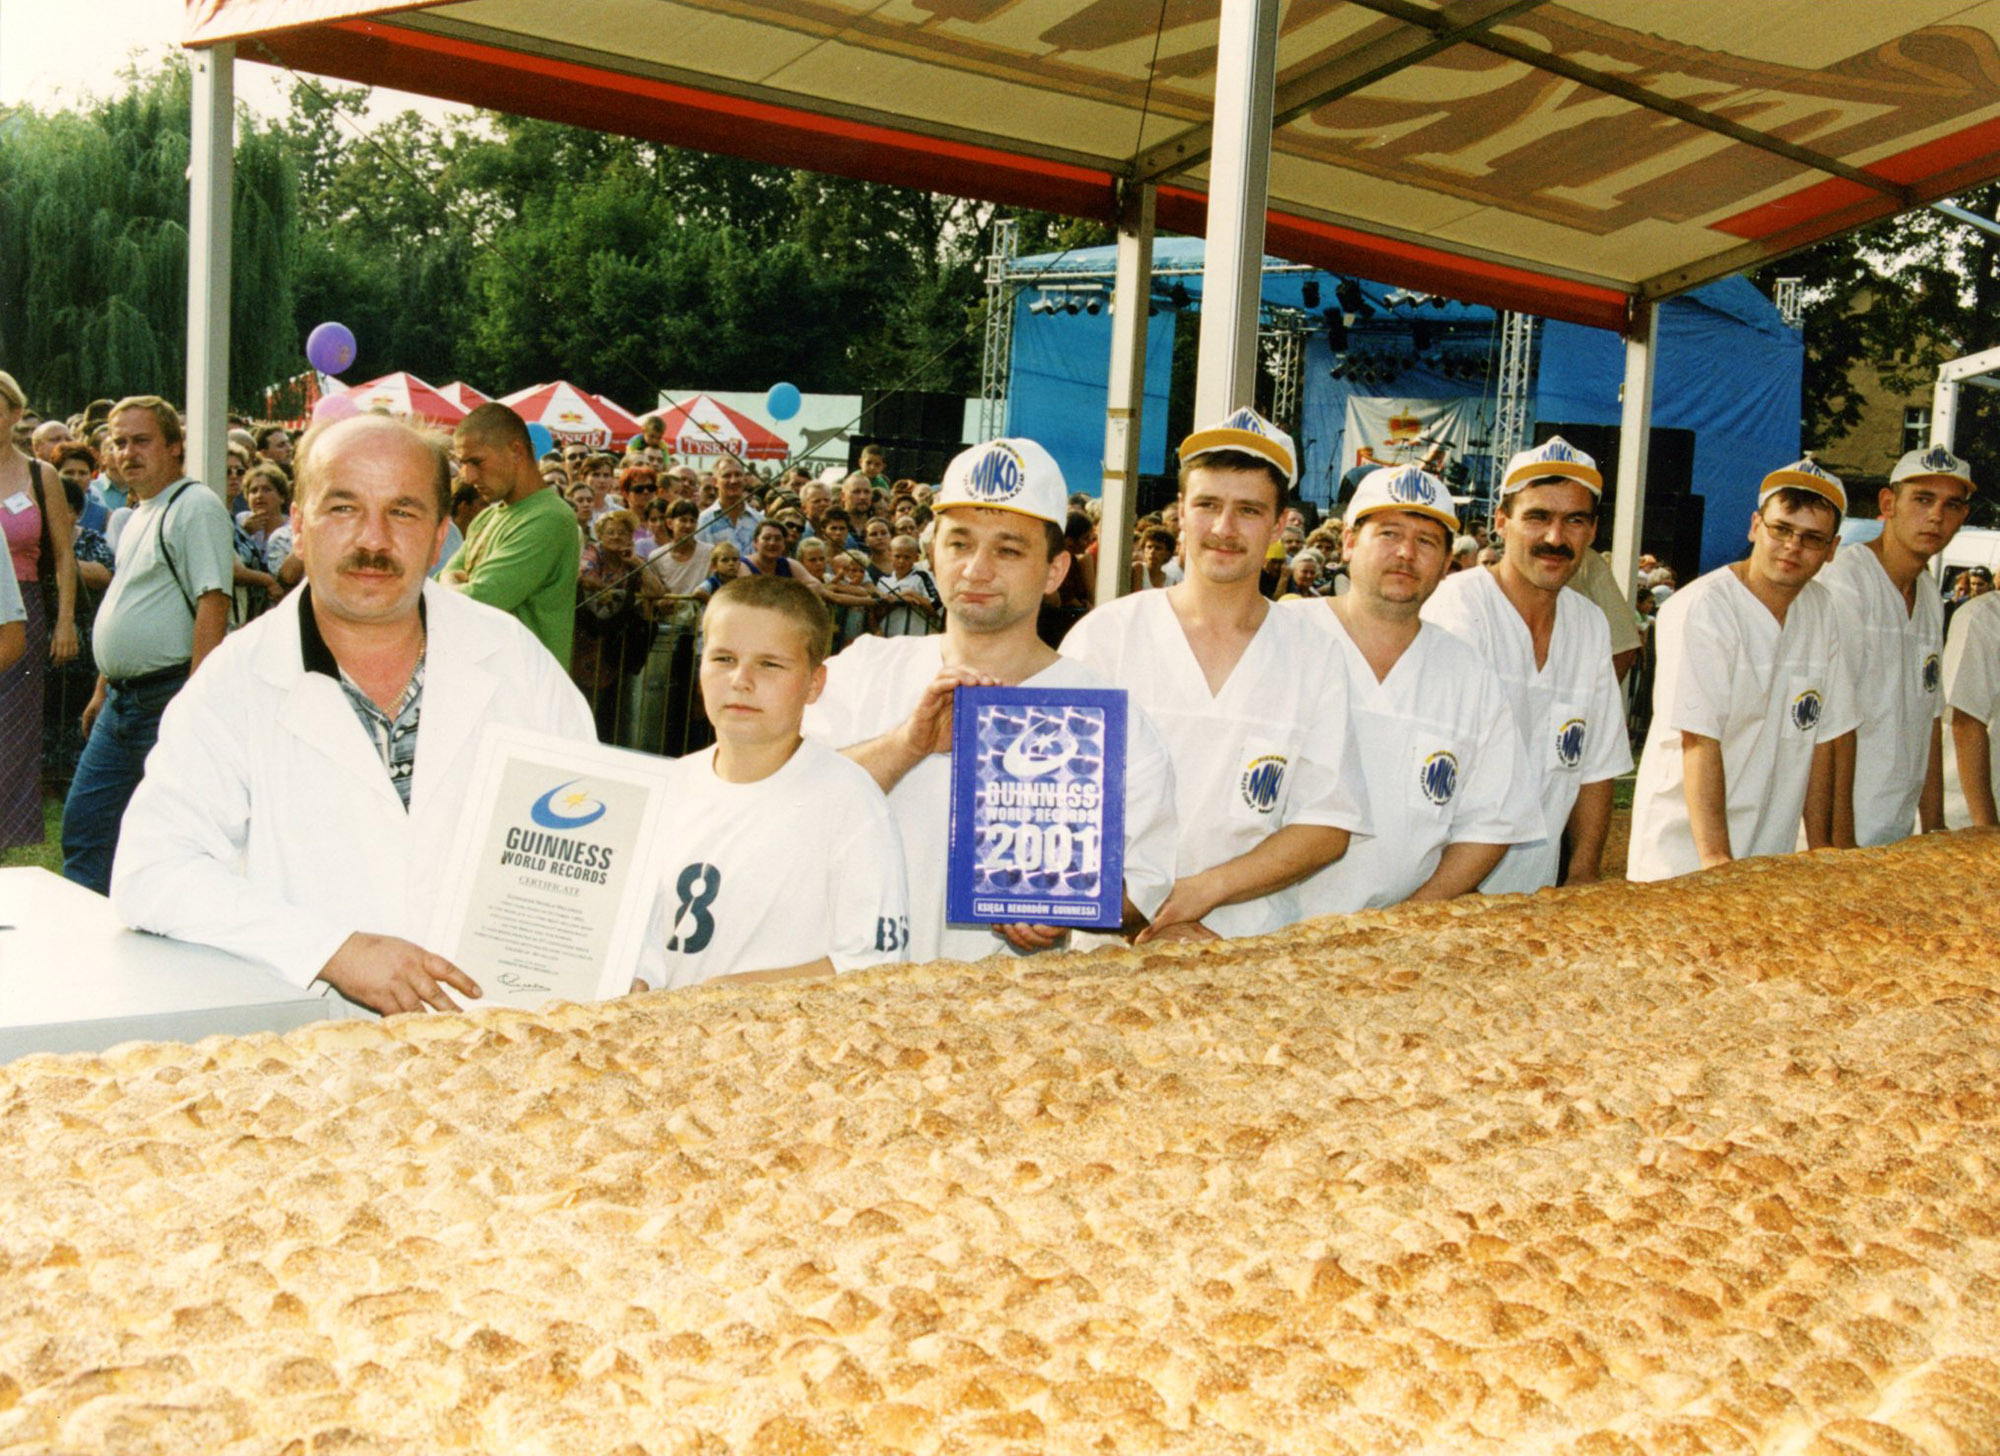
[1,64,1065,420]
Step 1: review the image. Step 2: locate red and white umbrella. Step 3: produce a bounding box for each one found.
[657,393,789,460]
[436,380,492,413]
[344,371,468,426]
[586,391,648,447]
[500,381,639,448]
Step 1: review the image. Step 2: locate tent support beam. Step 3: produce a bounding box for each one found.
[186,42,235,501]
[1098,183,1156,606]
[1609,300,1655,605]
[1195,0,1279,424]
[1132,0,1542,185]
[1345,0,1911,207]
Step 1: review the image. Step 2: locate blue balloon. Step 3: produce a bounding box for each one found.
[526,423,555,458]
[305,321,357,376]
[766,381,802,421]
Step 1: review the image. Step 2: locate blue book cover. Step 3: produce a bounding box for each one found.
[946,685,1128,931]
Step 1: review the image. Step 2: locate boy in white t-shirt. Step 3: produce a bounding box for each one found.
[653,575,909,988]
[876,534,941,637]
[1626,459,1857,879]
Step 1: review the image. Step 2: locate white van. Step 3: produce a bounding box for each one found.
[1933,526,2000,583]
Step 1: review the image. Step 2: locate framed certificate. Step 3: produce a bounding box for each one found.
[428,726,676,1011]
[946,686,1127,931]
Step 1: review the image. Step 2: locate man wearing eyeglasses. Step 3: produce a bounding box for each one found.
[1626,459,1857,880]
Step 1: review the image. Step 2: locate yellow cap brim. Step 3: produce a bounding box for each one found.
[1501,461,1603,496]
[1759,471,1847,514]
[1179,427,1298,488]
[1350,501,1460,533]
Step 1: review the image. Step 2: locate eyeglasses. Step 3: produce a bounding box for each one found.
[1761,520,1835,551]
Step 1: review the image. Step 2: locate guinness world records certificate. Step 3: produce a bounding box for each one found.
[429,727,676,1010]
[947,686,1127,930]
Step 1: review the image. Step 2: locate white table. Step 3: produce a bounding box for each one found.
[0,867,331,1060]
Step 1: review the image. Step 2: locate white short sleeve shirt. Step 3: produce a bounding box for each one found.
[1818,544,1943,846]
[654,741,909,987]
[1421,568,1633,893]
[1288,603,1540,916]
[1061,590,1371,937]
[1944,592,2000,827]
[1625,567,1856,881]
[803,634,1178,965]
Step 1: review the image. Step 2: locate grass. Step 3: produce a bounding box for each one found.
[2,795,64,873]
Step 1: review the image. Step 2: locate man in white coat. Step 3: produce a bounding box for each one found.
[112,412,650,1017]
[1421,436,1632,892]
[1625,458,1856,879]
[1287,464,1540,915]
[1821,445,1973,845]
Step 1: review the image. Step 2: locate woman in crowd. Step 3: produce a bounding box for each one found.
[744,519,809,583]
[860,517,895,580]
[45,441,116,790]
[0,371,78,849]
[1131,525,1177,592]
[574,507,661,742]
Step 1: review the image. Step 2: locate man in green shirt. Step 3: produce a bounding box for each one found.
[442,403,581,667]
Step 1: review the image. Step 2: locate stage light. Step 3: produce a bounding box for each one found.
[1086,297,1102,315]
[1335,278,1372,320]
[1064,299,1081,315]
[1302,280,1321,309]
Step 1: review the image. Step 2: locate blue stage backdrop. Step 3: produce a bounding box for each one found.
[1537,276,1802,574]
[1005,241,1799,573]
[1005,291,1175,500]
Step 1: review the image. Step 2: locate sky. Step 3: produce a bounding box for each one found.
[0,0,460,120]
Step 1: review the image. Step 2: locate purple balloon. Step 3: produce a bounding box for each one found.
[312,392,359,424]
[306,321,357,376]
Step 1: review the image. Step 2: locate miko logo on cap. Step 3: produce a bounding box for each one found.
[1221,408,1269,437]
[1385,468,1438,506]
[1418,750,1459,806]
[1923,653,1941,694]
[1791,688,1823,731]
[1920,446,1960,475]
[960,444,1029,503]
[1240,754,1288,812]
[1555,719,1586,768]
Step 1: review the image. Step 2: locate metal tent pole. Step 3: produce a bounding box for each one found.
[185,43,235,500]
[1097,183,1156,605]
[1193,0,1278,423]
[1609,300,1656,604]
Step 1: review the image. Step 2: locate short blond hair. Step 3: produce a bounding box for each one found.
[108,395,184,447]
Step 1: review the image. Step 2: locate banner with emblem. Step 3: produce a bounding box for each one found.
[946,686,1128,931]
[429,727,678,1010]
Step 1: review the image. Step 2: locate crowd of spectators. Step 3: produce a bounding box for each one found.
[12,382,1957,873]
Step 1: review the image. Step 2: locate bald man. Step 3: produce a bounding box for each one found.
[112,412,655,1017]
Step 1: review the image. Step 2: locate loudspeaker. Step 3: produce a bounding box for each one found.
[1532,421,1696,572]
[858,391,967,454]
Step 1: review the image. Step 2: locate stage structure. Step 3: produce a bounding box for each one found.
[1000,237,1800,579]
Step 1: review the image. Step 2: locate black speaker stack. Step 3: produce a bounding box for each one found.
[1532,422,1703,588]
[851,391,970,483]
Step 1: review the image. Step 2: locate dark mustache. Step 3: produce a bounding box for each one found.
[339,551,403,574]
[1531,545,1575,561]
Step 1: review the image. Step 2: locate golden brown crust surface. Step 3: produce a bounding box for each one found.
[5,837,2000,1453]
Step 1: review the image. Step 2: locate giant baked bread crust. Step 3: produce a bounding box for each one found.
[4,836,2000,1454]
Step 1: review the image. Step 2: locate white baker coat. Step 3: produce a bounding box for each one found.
[1422,567,1632,894]
[1287,603,1540,916]
[1944,591,2000,828]
[1818,544,1943,845]
[1625,567,1857,882]
[1061,589,1372,937]
[111,583,662,1010]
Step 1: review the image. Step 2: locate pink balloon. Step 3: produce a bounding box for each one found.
[313,392,360,424]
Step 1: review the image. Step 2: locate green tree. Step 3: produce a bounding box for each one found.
[0,58,295,417]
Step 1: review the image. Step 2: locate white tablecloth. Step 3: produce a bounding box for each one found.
[0,867,330,1060]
